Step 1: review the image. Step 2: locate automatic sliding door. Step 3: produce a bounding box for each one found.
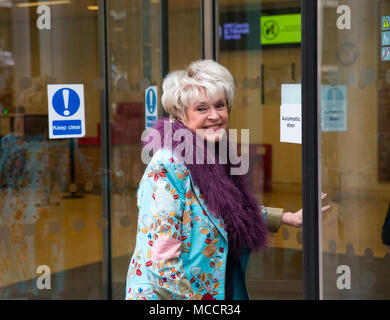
[319,0,390,299]
[218,0,304,299]
[0,0,104,299]
[108,0,202,300]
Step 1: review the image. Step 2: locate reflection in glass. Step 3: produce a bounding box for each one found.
[0,0,103,299]
[108,0,161,299]
[320,0,390,299]
[108,0,202,299]
[218,0,303,299]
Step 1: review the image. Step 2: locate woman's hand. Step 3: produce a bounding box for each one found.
[281,192,330,228]
[281,210,302,227]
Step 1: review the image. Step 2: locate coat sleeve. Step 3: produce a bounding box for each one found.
[126,153,195,300]
[259,206,284,233]
[382,204,390,246]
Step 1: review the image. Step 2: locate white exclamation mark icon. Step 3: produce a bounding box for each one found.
[149,90,153,111]
[63,89,70,116]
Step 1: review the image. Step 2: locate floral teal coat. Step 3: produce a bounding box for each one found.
[125,148,281,300]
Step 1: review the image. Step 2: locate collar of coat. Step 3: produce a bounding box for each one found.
[143,118,269,257]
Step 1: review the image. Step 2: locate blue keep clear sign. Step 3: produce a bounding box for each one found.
[321,85,347,132]
[47,84,85,139]
[145,86,158,129]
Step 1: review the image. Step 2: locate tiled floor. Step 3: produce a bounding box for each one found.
[1,186,390,299]
[2,248,390,300]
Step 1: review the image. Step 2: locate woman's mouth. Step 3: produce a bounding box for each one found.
[203,124,222,131]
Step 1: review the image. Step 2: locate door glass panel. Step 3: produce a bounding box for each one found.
[320,0,390,299]
[108,0,202,300]
[0,0,104,299]
[218,0,303,299]
[169,0,201,70]
[108,0,161,300]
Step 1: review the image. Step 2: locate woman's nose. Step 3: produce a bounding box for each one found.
[208,107,219,120]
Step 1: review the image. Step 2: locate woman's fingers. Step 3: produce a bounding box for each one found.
[321,193,330,212]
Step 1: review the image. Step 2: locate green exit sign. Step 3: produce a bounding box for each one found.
[261,14,301,45]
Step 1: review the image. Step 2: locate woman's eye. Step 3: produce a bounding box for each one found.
[217,103,226,109]
[197,107,207,112]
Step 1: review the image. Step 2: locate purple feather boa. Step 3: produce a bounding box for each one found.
[144,118,269,257]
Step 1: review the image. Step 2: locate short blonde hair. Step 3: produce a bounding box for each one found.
[161,60,235,121]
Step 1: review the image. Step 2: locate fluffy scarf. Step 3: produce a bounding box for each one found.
[144,118,269,257]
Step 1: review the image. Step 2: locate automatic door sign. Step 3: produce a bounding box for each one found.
[321,85,347,132]
[145,86,158,129]
[280,84,302,144]
[47,84,85,139]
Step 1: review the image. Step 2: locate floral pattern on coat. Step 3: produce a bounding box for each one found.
[126,148,268,300]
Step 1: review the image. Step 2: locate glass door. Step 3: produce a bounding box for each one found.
[107,0,202,300]
[0,0,105,299]
[319,0,390,299]
[107,0,163,300]
[218,0,303,299]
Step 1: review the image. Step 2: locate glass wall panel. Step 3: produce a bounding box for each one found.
[320,0,390,299]
[0,0,104,299]
[168,0,201,70]
[108,0,202,300]
[218,0,303,299]
[107,0,161,300]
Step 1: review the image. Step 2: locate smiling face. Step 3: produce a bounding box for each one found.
[183,89,229,142]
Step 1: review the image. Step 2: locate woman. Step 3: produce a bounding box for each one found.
[126,60,329,300]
